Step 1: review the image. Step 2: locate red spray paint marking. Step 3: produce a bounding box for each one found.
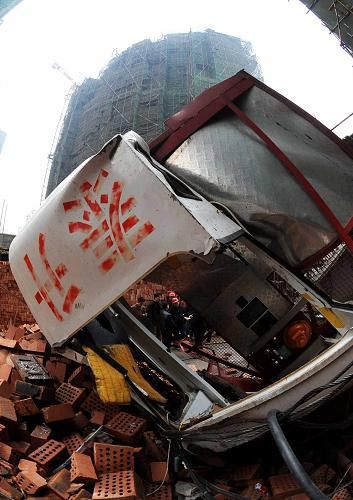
[93,235,114,259]
[93,169,109,193]
[80,181,92,192]
[121,197,136,215]
[55,263,67,279]
[38,233,45,255]
[110,181,133,261]
[80,180,104,220]
[63,200,82,211]
[100,250,119,272]
[64,173,155,273]
[69,222,92,233]
[24,254,63,321]
[80,219,109,250]
[39,233,64,296]
[129,222,155,247]
[83,191,103,220]
[63,285,81,314]
[83,210,91,222]
[24,254,34,274]
[35,291,43,304]
[122,215,139,232]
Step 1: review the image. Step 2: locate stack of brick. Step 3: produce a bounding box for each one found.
[0,319,348,499]
[124,281,167,305]
[177,460,348,499]
[0,262,35,329]
[0,321,172,499]
[123,258,200,305]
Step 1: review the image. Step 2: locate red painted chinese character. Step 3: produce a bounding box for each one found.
[24,233,80,321]
[63,169,155,272]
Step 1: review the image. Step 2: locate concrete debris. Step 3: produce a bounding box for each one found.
[0,321,352,499]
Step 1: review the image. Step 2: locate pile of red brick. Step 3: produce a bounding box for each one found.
[1,321,352,500]
[207,462,351,499]
[0,262,35,329]
[0,322,172,499]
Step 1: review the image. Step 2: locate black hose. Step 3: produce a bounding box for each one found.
[267,410,328,500]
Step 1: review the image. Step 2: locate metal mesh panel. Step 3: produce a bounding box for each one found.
[202,335,254,371]
[267,271,301,305]
[165,86,353,267]
[304,244,353,303]
[304,244,346,283]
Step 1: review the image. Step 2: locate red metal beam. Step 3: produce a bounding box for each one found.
[150,77,254,161]
[345,216,353,235]
[150,70,353,161]
[222,97,353,256]
[234,72,353,160]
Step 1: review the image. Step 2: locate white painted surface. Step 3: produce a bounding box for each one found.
[9,133,241,346]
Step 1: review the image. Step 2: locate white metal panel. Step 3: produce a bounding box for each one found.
[9,134,241,346]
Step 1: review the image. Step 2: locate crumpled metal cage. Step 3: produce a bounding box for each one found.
[150,71,353,288]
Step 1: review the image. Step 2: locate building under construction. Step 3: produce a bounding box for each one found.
[46,30,262,195]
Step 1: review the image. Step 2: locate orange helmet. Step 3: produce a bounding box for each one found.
[167,291,177,298]
[284,320,312,349]
[171,297,179,304]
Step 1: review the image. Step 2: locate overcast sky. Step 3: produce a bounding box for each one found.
[0,0,352,234]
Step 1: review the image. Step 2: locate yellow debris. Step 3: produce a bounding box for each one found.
[83,346,131,404]
[319,307,345,329]
[83,344,167,405]
[106,344,167,404]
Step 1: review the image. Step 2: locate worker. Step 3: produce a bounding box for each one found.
[146,292,164,339]
[172,299,191,339]
[160,302,176,350]
[192,313,209,346]
[169,296,180,315]
[131,296,147,318]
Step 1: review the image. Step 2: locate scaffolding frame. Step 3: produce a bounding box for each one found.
[302,0,353,57]
[46,31,262,197]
